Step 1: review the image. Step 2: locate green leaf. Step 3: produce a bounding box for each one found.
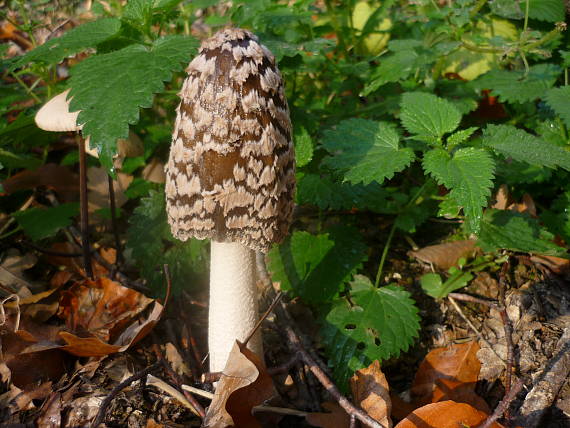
[363,50,420,95]
[127,189,208,294]
[323,119,415,185]
[423,147,495,233]
[267,227,368,304]
[528,0,565,22]
[482,124,570,170]
[490,0,525,19]
[294,126,313,167]
[296,173,391,212]
[420,270,473,298]
[474,64,561,104]
[12,203,79,241]
[123,0,154,23]
[10,18,121,69]
[545,86,570,129]
[447,127,478,148]
[478,209,567,257]
[68,35,199,169]
[321,275,420,387]
[400,92,462,144]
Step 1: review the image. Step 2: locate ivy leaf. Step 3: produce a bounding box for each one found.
[9,18,121,70]
[528,0,565,22]
[423,147,495,233]
[473,64,561,104]
[267,227,368,304]
[321,275,420,388]
[400,92,462,144]
[482,124,570,170]
[545,86,570,129]
[478,209,567,257]
[68,35,199,170]
[294,126,313,167]
[127,189,208,294]
[12,203,79,241]
[323,119,415,185]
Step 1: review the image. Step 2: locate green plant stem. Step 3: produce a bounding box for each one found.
[460,40,504,54]
[470,0,488,17]
[374,220,396,288]
[0,226,22,240]
[525,26,565,52]
[11,73,42,103]
[523,0,530,33]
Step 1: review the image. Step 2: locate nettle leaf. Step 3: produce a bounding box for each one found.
[123,0,154,23]
[528,0,565,22]
[423,147,495,233]
[447,127,478,148]
[482,124,570,170]
[545,86,570,129]
[69,35,198,169]
[321,275,420,388]
[323,119,415,185]
[13,203,79,241]
[474,64,561,104]
[363,50,421,95]
[296,173,391,212]
[10,18,121,69]
[268,227,368,304]
[127,189,208,294]
[400,92,462,144]
[294,126,313,167]
[478,209,567,257]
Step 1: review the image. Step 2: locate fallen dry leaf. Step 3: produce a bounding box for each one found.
[36,391,62,428]
[394,400,503,428]
[203,341,276,427]
[0,249,38,294]
[408,240,476,270]
[350,360,392,427]
[411,342,481,407]
[0,163,78,200]
[306,402,351,428]
[87,167,132,216]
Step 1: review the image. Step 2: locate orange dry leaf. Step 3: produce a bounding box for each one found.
[408,240,476,270]
[350,360,392,427]
[394,400,504,428]
[203,341,276,427]
[305,402,351,428]
[411,342,481,408]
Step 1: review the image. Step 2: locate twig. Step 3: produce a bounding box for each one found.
[91,361,161,428]
[78,137,93,279]
[448,292,499,310]
[242,291,283,346]
[498,261,515,402]
[478,378,523,428]
[516,327,570,427]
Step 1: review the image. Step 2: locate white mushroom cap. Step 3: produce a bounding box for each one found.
[35,89,81,132]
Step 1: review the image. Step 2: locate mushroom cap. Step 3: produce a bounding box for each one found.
[35,90,82,132]
[165,28,295,253]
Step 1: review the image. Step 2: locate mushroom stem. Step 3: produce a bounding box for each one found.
[208,240,262,372]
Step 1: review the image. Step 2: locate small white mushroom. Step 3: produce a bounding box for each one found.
[165,28,296,373]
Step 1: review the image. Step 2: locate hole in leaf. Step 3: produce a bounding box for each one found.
[357,342,365,350]
[375,337,381,346]
[345,323,356,330]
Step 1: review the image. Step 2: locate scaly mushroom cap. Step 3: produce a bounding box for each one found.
[165,28,295,253]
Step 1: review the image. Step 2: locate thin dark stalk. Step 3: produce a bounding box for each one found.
[108,175,123,268]
[242,291,283,347]
[478,379,523,428]
[498,261,515,402]
[78,137,93,279]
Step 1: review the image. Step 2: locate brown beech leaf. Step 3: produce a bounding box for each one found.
[36,391,62,428]
[306,402,351,428]
[1,164,78,200]
[203,341,275,427]
[58,277,153,342]
[411,342,480,407]
[350,360,392,427]
[408,240,476,270]
[394,400,504,428]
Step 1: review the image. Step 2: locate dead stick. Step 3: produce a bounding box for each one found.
[91,361,161,428]
[448,292,499,309]
[478,379,523,428]
[78,137,93,279]
[498,261,515,401]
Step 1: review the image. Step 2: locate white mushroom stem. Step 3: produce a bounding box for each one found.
[208,240,263,372]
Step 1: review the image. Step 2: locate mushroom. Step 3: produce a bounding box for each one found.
[165,28,295,372]
[34,91,143,274]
